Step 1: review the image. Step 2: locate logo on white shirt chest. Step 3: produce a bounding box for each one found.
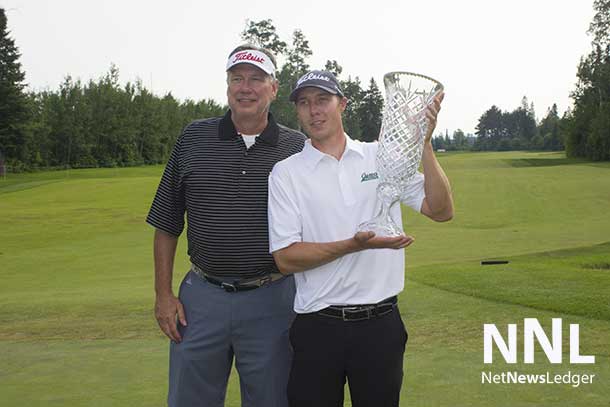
[360,171,379,182]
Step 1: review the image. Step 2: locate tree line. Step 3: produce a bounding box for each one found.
[474,97,562,151]
[16,69,225,170]
[431,97,563,152]
[0,14,385,171]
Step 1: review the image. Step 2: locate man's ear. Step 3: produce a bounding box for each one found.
[271,79,279,100]
[339,96,348,112]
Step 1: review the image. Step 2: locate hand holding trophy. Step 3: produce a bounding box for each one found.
[357,72,444,237]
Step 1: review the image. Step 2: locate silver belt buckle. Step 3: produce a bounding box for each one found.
[220,282,237,292]
[341,306,371,321]
[257,275,272,287]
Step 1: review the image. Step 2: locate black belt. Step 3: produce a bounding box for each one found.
[316,296,398,321]
[190,264,285,292]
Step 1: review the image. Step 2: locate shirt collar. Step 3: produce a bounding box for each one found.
[345,134,365,158]
[218,110,279,146]
[301,133,365,170]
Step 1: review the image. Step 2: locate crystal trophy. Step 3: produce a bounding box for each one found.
[357,71,444,236]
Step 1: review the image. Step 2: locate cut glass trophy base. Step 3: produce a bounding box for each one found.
[357,215,403,237]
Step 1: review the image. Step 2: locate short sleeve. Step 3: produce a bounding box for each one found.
[268,164,303,253]
[146,136,186,237]
[400,171,426,212]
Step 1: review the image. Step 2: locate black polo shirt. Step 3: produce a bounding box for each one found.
[146,110,306,278]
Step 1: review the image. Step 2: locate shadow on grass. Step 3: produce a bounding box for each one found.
[584,262,610,270]
[0,179,62,194]
[504,157,591,167]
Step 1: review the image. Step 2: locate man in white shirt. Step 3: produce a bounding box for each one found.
[268,70,453,407]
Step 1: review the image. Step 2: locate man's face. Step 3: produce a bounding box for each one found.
[227,64,278,120]
[295,87,347,142]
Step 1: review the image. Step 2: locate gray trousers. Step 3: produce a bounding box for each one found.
[168,271,296,407]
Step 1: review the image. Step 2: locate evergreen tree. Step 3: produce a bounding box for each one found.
[357,78,384,142]
[538,104,563,150]
[241,19,287,55]
[565,0,610,160]
[474,105,504,150]
[452,129,467,150]
[324,60,343,77]
[340,76,364,140]
[588,0,610,50]
[0,8,29,166]
[475,99,540,151]
[285,30,312,75]
[272,29,313,130]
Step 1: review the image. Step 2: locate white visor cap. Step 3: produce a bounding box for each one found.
[226,49,275,77]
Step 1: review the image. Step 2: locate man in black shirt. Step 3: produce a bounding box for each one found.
[147,44,305,407]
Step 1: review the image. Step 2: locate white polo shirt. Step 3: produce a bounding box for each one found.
[268,134,425,313]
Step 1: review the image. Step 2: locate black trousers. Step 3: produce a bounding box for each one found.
[287,307,408,407]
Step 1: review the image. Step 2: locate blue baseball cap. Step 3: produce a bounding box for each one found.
[289,70,344,102]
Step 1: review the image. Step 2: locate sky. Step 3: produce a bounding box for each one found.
[1,0,597,135]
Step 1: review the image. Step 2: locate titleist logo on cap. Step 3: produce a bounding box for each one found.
[297,72,332,86]
[226,49,275,76]
[231,51,265,64]
[289,70,343,102]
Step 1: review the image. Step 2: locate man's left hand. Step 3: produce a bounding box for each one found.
[353,231,415,250]
[424,92,444,144]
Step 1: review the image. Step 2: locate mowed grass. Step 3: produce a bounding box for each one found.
[1,151,609,406]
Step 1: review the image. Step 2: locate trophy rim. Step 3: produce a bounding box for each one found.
[383,71,444,92]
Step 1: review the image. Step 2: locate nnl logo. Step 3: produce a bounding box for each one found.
[484,318,595,364]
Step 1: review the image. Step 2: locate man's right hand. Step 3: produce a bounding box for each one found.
[353,231,415,250]
[155,293,187,343]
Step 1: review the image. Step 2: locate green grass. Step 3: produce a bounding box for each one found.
[411,242,610,320]
[1,151,609,406]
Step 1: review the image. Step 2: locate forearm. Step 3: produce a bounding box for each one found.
[273,239,360,275]
[154,229,179,296]
[421,142,454,221]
